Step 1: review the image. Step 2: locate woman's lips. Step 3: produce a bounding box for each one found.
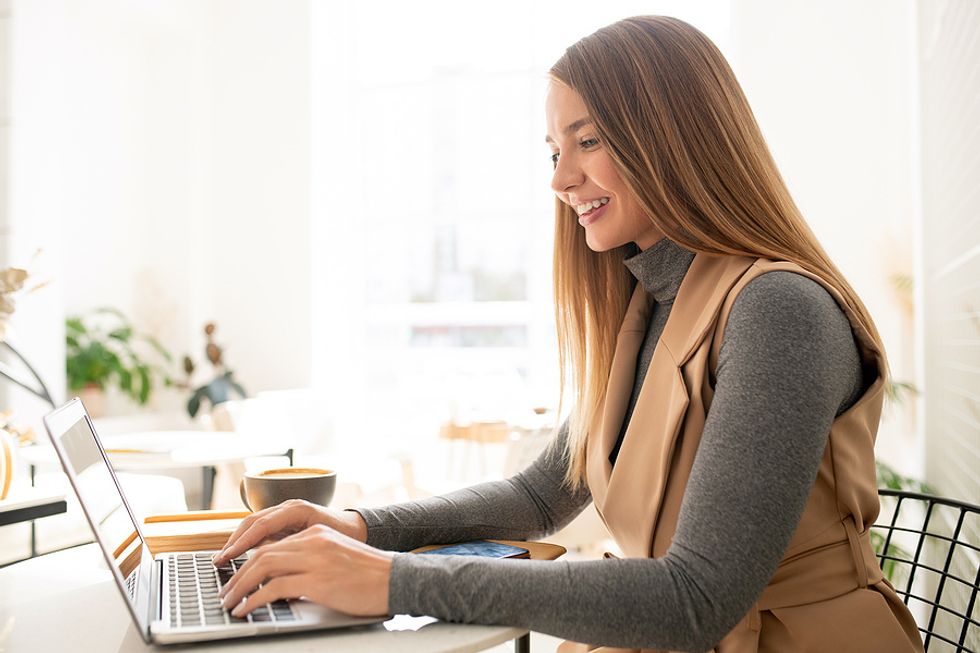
[578,201,608,227]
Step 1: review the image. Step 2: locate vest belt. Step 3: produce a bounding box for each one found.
[758,517,883,611]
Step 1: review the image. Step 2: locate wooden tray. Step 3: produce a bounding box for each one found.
[142,510,249,555]
[143,510,567,563]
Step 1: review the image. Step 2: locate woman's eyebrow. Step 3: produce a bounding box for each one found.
[544,117,594,144]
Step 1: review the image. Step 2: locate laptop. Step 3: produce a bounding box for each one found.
[43,398,384,645]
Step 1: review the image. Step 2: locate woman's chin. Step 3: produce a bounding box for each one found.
[584,231,624,253]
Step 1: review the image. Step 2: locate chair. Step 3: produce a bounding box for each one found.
[872,489,980,652]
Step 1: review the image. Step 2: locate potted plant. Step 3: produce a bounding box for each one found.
[65,308,174,417]
[183,322,247,419]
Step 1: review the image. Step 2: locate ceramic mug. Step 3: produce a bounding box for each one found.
[239,467,336,512]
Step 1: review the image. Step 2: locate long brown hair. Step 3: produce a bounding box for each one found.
[551,16,888,487]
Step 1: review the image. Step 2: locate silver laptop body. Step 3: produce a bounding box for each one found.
[44,398,382,644]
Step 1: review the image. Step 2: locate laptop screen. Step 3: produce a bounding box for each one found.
[57,415,146,581]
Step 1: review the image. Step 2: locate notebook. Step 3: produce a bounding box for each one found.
[43,398,383,645]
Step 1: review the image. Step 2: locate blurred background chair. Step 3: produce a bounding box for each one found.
[872,489,980,652]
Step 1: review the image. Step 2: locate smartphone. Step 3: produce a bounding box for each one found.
[419,540,530,559]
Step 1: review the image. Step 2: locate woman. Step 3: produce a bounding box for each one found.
[215,16,923,653]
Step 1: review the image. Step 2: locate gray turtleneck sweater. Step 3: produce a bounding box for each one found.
[354,238,864,652]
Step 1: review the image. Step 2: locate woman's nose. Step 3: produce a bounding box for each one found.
[551,156,583,195]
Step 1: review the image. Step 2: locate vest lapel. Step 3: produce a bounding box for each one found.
[588,252,756,556]
[586,283,651,512]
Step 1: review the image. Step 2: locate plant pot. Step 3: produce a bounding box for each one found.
[77,384,107,419]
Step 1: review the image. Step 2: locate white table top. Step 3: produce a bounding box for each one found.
[0,488,65,513]
[0,543,526,652]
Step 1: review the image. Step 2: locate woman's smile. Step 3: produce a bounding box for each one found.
[546,81,663,251]
[576,197,610,227]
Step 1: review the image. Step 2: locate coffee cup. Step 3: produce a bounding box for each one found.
[239,467,336,512]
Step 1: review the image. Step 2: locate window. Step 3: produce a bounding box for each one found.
[311,1,730,448]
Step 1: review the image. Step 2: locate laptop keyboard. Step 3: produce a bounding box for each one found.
[126,569,137,599]
[167,552,296,628]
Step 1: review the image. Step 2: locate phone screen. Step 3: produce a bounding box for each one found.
[419,540,530,559]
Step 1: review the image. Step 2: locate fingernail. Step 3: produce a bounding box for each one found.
[231,603,245,617]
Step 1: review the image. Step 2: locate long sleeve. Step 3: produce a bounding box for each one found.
[352,420,592,552]
[383,271,864,652]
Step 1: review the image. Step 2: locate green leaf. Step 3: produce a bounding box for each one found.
[137,366,151,404]
[142,335,173,362]
[188,388,207,417]
[875,460,933,494]
[119,368,132,393]
[65,318,86,334]
[108,327,133,342]
[884,380,919,405]
[870,530,912,587]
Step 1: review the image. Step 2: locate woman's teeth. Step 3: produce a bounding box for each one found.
[575,197,609,215]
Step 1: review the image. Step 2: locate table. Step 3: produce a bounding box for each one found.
[0,489,67,562]
[0,491,66,527]
[0,543,531,652]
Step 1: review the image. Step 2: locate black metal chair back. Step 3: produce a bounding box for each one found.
[872,489,980,652]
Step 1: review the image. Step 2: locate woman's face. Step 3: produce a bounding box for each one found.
[545,81,663,252]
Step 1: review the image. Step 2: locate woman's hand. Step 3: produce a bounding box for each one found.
[212,499,368,567]
[218,524,394,618]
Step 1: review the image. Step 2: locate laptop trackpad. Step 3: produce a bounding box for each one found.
[290,600,385,628]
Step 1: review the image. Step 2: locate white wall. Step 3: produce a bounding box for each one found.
[729,0,920,478]
[7,1,934,486]
[196,0,311,395]
[1,0,67,428]
[916,0,980,503]
[8,0,311,424]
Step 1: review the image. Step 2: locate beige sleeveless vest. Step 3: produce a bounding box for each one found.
[559,253,923,653]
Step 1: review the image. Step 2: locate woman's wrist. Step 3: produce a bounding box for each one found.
[338,508,369,542]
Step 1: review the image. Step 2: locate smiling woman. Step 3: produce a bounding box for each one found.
[217,14,924,653]
[545,85,664,252]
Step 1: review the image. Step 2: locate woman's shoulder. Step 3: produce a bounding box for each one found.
[731,269,848,329]
[720,269,864,412]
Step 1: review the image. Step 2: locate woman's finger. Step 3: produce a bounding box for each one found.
[229,574,306,618]
[277,523,340,547]
[212,505,281,565]
[213,501,308,565]
[220,547,313,608]
[212,509,269,562]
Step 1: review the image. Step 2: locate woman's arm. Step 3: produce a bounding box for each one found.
[353,420,592,551]
[216,422,592,619]
[386,272,865,651]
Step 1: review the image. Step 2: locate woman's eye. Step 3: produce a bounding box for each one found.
[580,137,599,148]
[550,152,560,167]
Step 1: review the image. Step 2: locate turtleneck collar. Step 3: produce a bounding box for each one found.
[623,237,696,303]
